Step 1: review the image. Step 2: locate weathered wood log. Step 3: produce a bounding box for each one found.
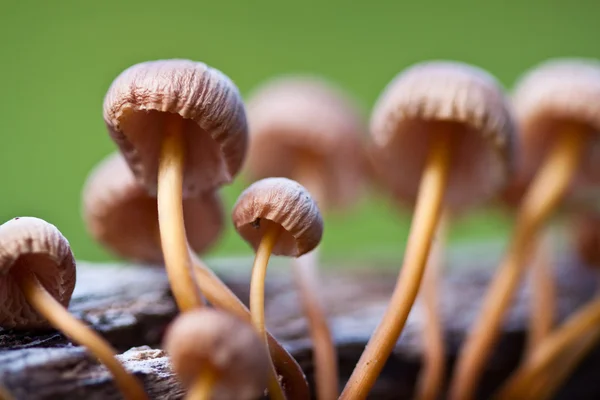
[1,250,600,399]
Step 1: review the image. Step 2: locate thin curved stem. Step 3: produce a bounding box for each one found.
[526,230,556,357]
[14,269,147,400]
[415,213,448,400]
[158,114,203,311]
[532,323,600,400]
[292,249,338,400]
[249,221,286,400]
[185,368,218,400]
[339,128,452,400]
[190,254,310,400]
[494,295,600,399]
[449,126,586,400]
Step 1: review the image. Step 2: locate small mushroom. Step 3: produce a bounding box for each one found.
[103,59,248,311]
[451,59,600,400]
[340,61,515,400]
[245,76,367,399]
[82,152,223,264]
[232,177,323,400]
[83,152,309,399]
[163,308,269,400]
[0,217,147,400]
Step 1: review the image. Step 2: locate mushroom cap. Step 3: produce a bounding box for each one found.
[103,59,248,198]
[163,308,269,400]
[245,76,367,210]
[82,152,224,264]
[370,61,515,210]
[0,217,76,329]
[512,58,600,189]
[572,212,600,267]
[232,177,323,257]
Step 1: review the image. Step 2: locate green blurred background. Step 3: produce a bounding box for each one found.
[1,1,598,263]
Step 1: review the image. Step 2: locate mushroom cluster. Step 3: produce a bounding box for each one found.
[2,56,599,400]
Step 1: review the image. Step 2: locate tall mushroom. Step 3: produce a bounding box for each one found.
[82,152,310,400]
[232,177,324,400]
[0,217,147,400]
[163,309,269,400]
[103,59,247,312]
[450,59,600,400]
[245,76,366,400]
[82,152,223,263]
[340,61,515,399]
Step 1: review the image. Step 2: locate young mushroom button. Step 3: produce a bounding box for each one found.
[0,217,147,400]
[450,59,600,400]
[103,59,248,311]
[341,61,515,400]
[163,309,269,400]
[82,152,224,264]
[233,177,323,400]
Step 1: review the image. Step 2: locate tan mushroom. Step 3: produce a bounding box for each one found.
[82,152,223,264]
[0,217,147,400]
[103,59,247,311]
[451,59,600,400]
[163,309,269,400]
[245,76,366,399]
[232,177,323,400]
[340,61,515,400]
[83,152,309,399]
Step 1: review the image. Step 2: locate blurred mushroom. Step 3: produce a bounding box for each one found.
[103,59,247,311]
[451,59,600,400]
[83,152,309,400]
[164,308,269,400]
[340,61,515,400]
[0,217,147,400]
[573,211,600,267]
[233,177,323,400]
[82,152,223,263]
[245,76,367,399]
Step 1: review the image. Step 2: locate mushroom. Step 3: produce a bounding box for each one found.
[103,59,247,311]
[245,76,366,399]
[450,59,600,400]
[232,177,323,400]
[340,61,515,400]
[0,217,147,400]
[163,308,269,400]
[82,152,223,264]
[83,152,310,399]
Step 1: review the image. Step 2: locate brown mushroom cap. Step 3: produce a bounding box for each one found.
[0,217,76,329]
[232,177,323,257]
[103,59,248,198]
[512,58,600,191]
[370,61,515,210]
[163,308,269,400]
[572,212,600,267]
[245,76,367,210]
[82,152,224,263]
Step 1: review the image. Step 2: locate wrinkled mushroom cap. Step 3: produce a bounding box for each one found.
[163,309,268,400]
[245,76,367,210]
[82,152,224,264]
[103,59,248,197]
[232,177,323,257]
[572,212,600,267]
[0,217,76,329]
[370,61,515,210]
[512,58,600,189]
